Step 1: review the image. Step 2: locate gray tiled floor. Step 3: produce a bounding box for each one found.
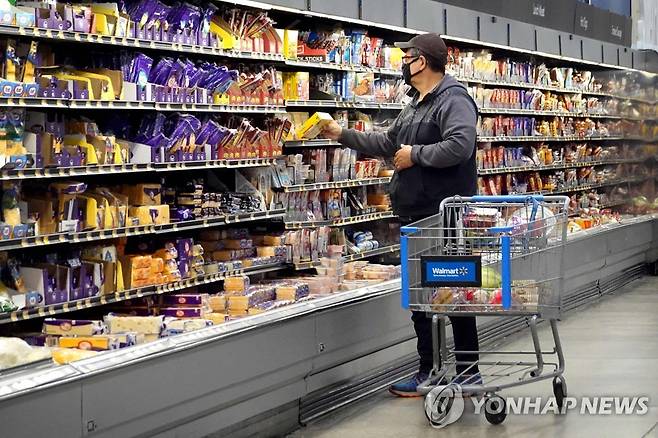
[291,276,658,438]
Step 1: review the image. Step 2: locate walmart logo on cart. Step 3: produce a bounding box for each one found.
[421,256,482,287]
[432,267,469,276]
[425,262,477,282]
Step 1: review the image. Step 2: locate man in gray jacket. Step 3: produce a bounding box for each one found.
[322,33,481,397]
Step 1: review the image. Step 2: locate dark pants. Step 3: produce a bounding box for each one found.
[412,311,480,375]
[400,215,480,376]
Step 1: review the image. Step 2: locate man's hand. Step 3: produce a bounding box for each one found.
[321,120,343,140]
[394,145,414,170]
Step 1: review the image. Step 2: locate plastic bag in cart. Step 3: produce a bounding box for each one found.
[506,205,557,238]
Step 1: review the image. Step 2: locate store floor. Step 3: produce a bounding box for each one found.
[289,276,658,438]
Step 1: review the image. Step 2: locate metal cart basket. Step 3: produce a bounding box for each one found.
[400,195,569,426]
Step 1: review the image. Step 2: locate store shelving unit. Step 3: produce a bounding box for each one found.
[0,97,288,113]
[284,59,401,77]
[0,1,646,326]
[0,210,286,252]
[0,262,285,325]
[0,158,281,181]
[0,2,656,437]
[278,176,392,192]
[456,75,658,104]
[286,100,404,110]
[569,200,629,217]
[477,107,653,120]
[291,243,400,270]
[0,23,287,61]
[477,135,627,142]
[477,159,642,176]
[343,243,401,262]
[284,139,343,148]
[284,211,396,230]
[548,177,650,196]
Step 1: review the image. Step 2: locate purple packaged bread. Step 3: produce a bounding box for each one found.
[160,293,208,307]
[159,307,205,318]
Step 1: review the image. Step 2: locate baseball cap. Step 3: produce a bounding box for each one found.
[395,33,448,61]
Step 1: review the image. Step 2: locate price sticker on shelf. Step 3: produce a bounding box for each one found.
[100,296,108,305]
[18,27,26,35]
[86,33,94,43]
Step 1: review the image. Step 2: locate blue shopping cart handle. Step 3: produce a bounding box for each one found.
[489,226,514,233]
[400,226,419,234]
[471,195,544,203]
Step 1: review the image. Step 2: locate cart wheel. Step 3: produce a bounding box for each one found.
[553,377,568,413]
[424,385,465,428]
[484,395,507,425]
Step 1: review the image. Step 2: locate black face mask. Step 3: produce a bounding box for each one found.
[402,57,424,86]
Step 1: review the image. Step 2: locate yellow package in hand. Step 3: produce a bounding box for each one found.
[295,112,334,140]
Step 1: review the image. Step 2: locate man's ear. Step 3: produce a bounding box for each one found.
[418,55,427,70]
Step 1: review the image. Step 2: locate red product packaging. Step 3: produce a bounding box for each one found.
[494,175,503,194]
[490,89,498,107]
[354,120,366,132]
[258,136,272,158]
[488,178,498,195]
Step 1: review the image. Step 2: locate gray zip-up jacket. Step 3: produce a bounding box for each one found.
[339,74,478,218]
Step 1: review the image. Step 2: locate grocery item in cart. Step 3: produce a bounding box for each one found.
[506,205,557,237]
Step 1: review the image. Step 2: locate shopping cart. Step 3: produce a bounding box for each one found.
[400,195,569,426]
